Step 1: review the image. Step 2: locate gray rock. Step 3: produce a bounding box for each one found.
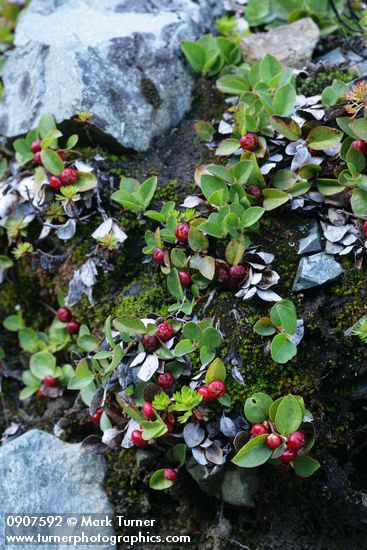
[0,430,115,550]
[0,0,222,151]
[292,252,344,291]
[241,17,320,69]
[298,223,323,255]
[187,459,258,507]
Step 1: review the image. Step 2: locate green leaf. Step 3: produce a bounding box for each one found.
[317,178,344,196]
[104,315,115,349]
[263,188,289,210]
[167,268,184,300]
[37,113,57,138]
[76,172,97,192]
[170,443,187,466]
[149,469,174,490]
[30,351,56,379]
[216,138,241,156]
[113,316,147,335]
[137,176,158,208]
[66,134,79,149]
[272,83,296,117]
[270,300,297,334]
[77,333,100,352]
[253,317,276,336]
[174,339,196,357]
[142,419,168,440]
[182,322,202,342]
[292,455,320,477]
[274,394,303,435]
[0,255,13,269]
[22,370,40,388]
[242,206,265,228]
[216,74,249,94]
[194,120,215,142]
[19,328,39,353]
[351,188,367,216]
[205,358,226,384]
[19,386,39,400]
[3,314,22,332]
[40,149,64,175]
[67,358,95,390]
[13,138,33,164]
[244,392,273,423]
[349,118,367,141]
[259,54,283,84]
[232,434,273,467]
[270,116,301,141]
[225,236,246,265]
[197,256,216,280]
[181,41,205,73]
[188,226,209,252]
[199,327,222,350]
[307,126,343,150]
[271,333,297,364]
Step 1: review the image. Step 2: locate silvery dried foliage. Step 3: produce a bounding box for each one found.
[235,247,282,302]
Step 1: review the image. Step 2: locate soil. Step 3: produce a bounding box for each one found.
[1,74,367,550]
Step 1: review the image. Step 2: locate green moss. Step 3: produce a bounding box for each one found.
[296,67,356,96]
[153,179,181,203]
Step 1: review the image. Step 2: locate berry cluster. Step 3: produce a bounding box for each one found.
[153,223,250,291]
[30,139,78,192]
[251,422,306,465]
[56,307,81,335]
[197,380,226,401]
[141,322,174,352]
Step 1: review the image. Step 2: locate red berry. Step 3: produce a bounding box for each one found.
[43,375,59,388]
[229,265,247,280]
[240,133,258,152]
[178,271,192,287]
[164,468,178,481]
[142,402,156,420]
[215,262,229,283]
[153,247,165,265]
[89,408,103,425]
[265,433,282,449]
[66,320,81,334]
[247,185,262,199]
[37,387,46,399]
[164,419,174,433]
[175,223,190,242]
[287,431,306,451]
[57,150,66,161]
[30,139,42,154]
[351,140,367,154]
[57,307,72,323]
[207,380,226,399]
[198,386,212,401]
[60,168,78,185]
[280,449,297,463]
[157,372,174,389]
[49,176,63,191]
[142,334,159,352]
[156,323,174,342]
[251,424,269,437]
[34,151,42,165]
[364,220,367,236]
[131,429,148,447]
